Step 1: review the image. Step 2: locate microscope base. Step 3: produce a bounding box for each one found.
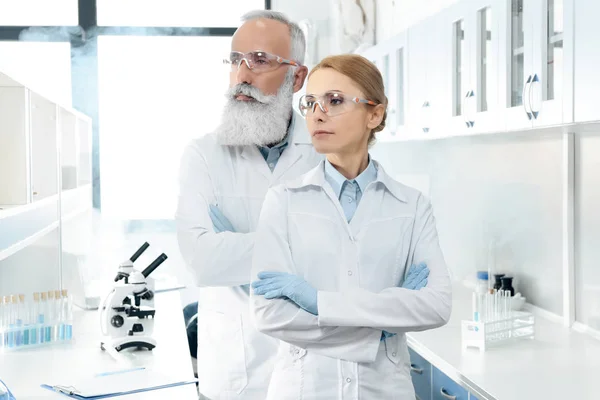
[101,336,157,352]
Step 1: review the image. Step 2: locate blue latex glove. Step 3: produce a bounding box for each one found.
[382,262,430,341]
[252,271,318,315]
[209,204,235,233]
[402,262,429,290]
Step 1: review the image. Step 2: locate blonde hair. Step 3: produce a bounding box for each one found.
[308,54,388,146]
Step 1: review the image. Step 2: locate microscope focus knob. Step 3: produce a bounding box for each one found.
[111,315,125,328]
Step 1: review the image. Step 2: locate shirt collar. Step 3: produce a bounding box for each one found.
[324,157,378,198]
[289,159,408,203]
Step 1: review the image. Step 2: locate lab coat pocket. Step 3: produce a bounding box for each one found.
[196,308,248,395]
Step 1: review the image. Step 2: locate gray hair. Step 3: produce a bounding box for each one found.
[241,10,306,65]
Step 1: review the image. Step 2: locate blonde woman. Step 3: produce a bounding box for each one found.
[250,54,452,399]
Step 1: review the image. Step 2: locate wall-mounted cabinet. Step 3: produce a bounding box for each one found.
[499,0,573,130]
[407,13,446,136]
[362,32,409,142]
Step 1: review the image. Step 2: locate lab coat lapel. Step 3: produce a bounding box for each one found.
[273,112,311,181]
[241,145,271,181]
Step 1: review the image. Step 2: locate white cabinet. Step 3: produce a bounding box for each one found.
[573,0,600,123]
[361,32,409,142]
[499,0,573,130]
[407,13,447,137]
[442,0,504,134]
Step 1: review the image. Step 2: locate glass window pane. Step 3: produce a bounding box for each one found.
[478,7,492,112]
[511,0,525,107]
[0,0,78,26]
[546,0,563,101]
[97,0,264,27]
[397,48,404,127]
[453,19,464,117]
[97,35,230,219]
[0,41,72,106]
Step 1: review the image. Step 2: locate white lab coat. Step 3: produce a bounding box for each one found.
[250,160,452,400]
[176,113,323,399]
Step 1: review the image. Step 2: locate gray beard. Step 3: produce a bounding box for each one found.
[216,73,295,146]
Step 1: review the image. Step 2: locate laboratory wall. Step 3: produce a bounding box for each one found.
[575,132,600,330]
[371,133,565,316]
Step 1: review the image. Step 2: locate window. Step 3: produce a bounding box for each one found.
[453,19,464,117]
[0,0,78,26]
[510,0,525,107]
[97,0,265,27]
[0,41,72,105]
[396,48,404,127]
[546,0,563,101]
[478,7,492,112]
[97,35,230,219]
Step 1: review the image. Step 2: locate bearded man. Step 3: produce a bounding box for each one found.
[176,10,322,400]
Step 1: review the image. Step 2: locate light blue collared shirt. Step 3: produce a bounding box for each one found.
[324,157,378,222]
[257,116,295,171]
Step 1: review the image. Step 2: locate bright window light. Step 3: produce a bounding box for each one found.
[97,35,231,219]
[0,41,72,106]
[97,0,264,27]
[0,0,78,26]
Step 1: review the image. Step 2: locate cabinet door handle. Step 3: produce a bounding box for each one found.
[530,73,541,119]
[410,364,423,374]
[522,74,533,120]
[440,387,458,400]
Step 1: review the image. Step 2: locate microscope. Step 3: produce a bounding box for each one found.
[99,242,168,352]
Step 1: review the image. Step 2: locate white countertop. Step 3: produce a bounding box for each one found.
[407,286,599,400]
[0,290,198,399]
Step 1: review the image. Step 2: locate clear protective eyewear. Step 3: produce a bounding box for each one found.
[299,92,380,118]
[224,51,300,73]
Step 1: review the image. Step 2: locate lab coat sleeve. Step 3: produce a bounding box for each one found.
[318,194,452,332]
[175,141,255,287]
[250,186,382,363]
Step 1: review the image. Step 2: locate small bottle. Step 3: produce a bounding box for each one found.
[476,271,489,294]
[62,289,73,341]
[500,277,515,297]
[493,274,505,291]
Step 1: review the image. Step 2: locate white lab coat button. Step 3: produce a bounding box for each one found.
[392,352,397,357]
[295,349,300,354]
[346,197,353,203]
[346,378,351,383]
[348,271,353,276]
[269,163,275,168]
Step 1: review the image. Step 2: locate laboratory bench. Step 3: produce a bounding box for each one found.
[406,286,598,400]
[0,290,198,399]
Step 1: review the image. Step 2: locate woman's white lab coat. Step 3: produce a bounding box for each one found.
[250,160,452,400]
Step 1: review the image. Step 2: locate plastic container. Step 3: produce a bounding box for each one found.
[476,271,489,294]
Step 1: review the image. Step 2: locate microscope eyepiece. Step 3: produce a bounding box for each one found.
[142,253,167,278]
[129,242,150,263]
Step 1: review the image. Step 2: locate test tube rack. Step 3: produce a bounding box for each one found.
[0,322,74,352]
[461,311,535,351]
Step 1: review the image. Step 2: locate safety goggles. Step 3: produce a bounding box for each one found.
[224,51,300,73]
[299,92,380,118]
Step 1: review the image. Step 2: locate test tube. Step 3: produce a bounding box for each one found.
[54,290,62,341]
[46,291,54,342]
[0,296,4,349]
[39,292,47,343]
[17,294,27,346]
[7,296,16,348]
[30,293,40,345]
[62,289,73,340]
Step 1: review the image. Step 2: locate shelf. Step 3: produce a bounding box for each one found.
[0,221,60,263]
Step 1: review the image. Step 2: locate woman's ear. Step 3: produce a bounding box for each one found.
[366,104,386,130]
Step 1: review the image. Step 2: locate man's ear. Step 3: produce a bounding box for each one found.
[293,66,309,93]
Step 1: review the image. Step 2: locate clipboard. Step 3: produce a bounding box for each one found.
[40,368,197,399]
